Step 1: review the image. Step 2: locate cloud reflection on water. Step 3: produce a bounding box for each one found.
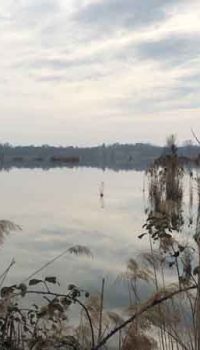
[0,167,148,308]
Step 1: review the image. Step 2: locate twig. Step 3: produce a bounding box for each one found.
[22,247,71,283]
[191,129,200,145]
[98,278,105,342]
[0,258,15,289]
[92,285,197,350]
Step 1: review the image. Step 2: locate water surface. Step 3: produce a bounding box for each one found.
[0,167,148,308]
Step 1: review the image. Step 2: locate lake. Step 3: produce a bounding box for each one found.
[0,167,150,309]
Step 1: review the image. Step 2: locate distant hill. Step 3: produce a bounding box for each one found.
[0,143,199,171]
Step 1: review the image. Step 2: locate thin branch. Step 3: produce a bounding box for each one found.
[98,278,105,342]
[92,285,197,350]
[162,327,189,350]
[191,129,200,145]
[76,298,95,348]
[22,247,72,283]
[0,258,15,289]
[23,245,92,283]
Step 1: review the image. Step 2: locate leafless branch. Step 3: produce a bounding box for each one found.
[92,284,197,350]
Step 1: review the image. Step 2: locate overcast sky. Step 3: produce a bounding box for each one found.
[0,0,200,146]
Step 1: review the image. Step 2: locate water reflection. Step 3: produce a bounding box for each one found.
[0,168,146,308]
[99,196,105,209]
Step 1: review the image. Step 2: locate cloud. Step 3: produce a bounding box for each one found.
[23,56,96,70]
[74,0,183,33]
[136,34,200,65]
[11,0,60,27]
[0,0,199,145]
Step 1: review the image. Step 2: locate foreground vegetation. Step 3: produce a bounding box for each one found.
[1,136,200,349]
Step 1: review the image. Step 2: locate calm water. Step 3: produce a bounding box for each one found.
[0,167,148,308]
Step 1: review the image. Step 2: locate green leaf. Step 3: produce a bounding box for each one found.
[29,279,43,286]
[61,297,71,306]
[138,233,146,239]
[45,277,57,284]
[18,283,27,297]
[1,286,15,297]
[68,284,76,290]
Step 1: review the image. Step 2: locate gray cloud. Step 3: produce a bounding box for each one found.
[179,72,200,86]
[136,34,200,65]
[108,80,200,116]
[25,56,96,70]
[0,0,199,145]
[14,47,121,82]
[15,55,108,84]
[74,0,183,32]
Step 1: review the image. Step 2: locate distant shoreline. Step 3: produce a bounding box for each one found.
[0,143,199,171]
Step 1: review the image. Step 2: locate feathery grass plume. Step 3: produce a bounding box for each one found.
[119,259,152,305]
[118,258,153,308]
[142,293,196,350]
[142,299,181,330]
[107,311,124,326]
[0,220,21,245]
[141,251,164,270]
[0,220,21,234]
[68,245,93,257]
[126,258,153,282]
[122,330,158,350]
[85,295,101,319]
[126,304,151,333]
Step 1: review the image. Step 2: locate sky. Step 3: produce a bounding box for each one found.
[0,0,200,146]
